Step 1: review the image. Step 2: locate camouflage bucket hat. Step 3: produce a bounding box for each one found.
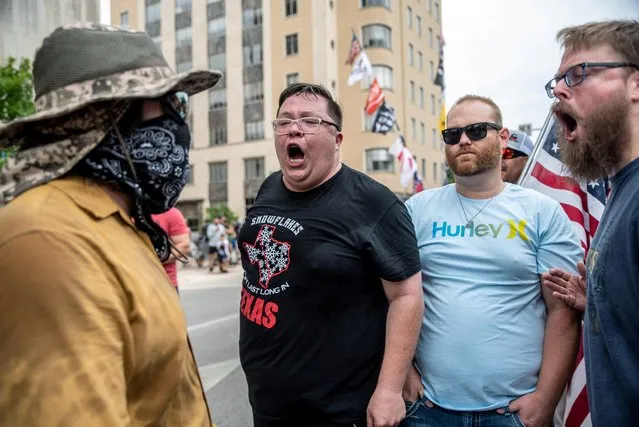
[0,23,223,204]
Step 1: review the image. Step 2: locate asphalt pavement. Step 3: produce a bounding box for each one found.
[177,264,252,427]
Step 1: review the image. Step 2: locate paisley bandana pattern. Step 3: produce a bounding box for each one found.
[78,115,191,261]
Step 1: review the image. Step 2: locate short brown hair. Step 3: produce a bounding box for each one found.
[276,83,343,131]
[447,95,503,127]
[557,20,639,65]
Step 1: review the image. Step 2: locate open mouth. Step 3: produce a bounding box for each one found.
[553,107,578,141]
[287,144,305,164]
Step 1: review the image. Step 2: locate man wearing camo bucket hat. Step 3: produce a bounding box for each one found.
[0,23,221,426]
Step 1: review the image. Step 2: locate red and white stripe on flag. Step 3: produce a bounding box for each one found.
[519,115,609,427]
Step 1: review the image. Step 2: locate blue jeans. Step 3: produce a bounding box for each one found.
[400,396,525,427]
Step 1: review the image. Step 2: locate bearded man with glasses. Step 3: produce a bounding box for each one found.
[237,83,423,427]
[539,20,639,427]
[401,95,583,427]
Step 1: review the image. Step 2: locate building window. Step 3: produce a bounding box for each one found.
[242,6,263,27]
[360,0,391,9]
[145,0,161,39]
[209,162,227,183]
[418,51,423,72]
[285,33,299,56]
[419,87,424,108]
[120,11,129,28]
[208,16,225,36]
[406,6,412,29]
[285,0,297,16]
[176,27,192,46]
[362,64,393,89]
[432,128,437,149]
[209,88,227,109]
[408,43,414,66]
[433,162,438,182]
[421,122,426,144]
[410,80,415,104]
[431,94,436,115]
[430,60,434,80]
[435,2,440,22]
[411,118,416,140]
[366,148,394,172]
[244,81,264,103]
[245,121,265,141]
[245,157,265,180]
[187,164,194,184]
[243,43,263,65]
[429,0,433,15]
[286,72,299,86]
[210,124,227,146]
[209,52,226,70]
[362,24,392,50]
[416,15,422,37]
[422,159,426,178]
[176,0,192,13]
[429,27,434,49]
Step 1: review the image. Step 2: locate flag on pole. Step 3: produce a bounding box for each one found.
[365,77,385,115]
[371,102,396,134]
[347,51,373,86]
[389,135,418,188]
[519,112,609,427]
[413,170,424,193]
[345,30,362,65]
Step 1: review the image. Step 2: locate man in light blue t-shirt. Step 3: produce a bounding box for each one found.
[401,95,584,427]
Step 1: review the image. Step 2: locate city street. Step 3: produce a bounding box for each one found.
[177,265,251,427]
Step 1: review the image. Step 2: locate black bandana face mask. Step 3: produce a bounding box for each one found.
[79,112,191,261]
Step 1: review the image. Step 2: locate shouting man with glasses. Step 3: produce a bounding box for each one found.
[237,83,423,427]
[401,95,583,427]
[540,20,639,426]
[501,130,534,184]
[0,24,221,426]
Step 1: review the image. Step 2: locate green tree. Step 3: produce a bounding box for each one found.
[206,203,239,223]
[0,57,36,169]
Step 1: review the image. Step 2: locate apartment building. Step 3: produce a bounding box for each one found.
[112,0,444,229]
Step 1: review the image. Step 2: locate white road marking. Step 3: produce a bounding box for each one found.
[187,313,239,332]
[198,358,241,392]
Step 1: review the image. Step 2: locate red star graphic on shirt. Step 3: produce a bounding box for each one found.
[243,224,291,289]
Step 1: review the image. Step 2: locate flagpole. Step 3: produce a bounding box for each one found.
[517,107,555,186]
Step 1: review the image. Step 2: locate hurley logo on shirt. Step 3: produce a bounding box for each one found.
[432,220,530,241]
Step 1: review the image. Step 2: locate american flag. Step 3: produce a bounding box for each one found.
[519,112,610,427]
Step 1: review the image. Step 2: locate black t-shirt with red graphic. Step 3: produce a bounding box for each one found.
[238,164,421,425]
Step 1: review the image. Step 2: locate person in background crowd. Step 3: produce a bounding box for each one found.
[152,206,191,290]
[402,95,583,427]
[501,129,534,184]
[542,19,639,426]
[206,217,225,272]
[0,23,221,426]
[238,83,423,427]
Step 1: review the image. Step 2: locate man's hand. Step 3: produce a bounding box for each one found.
[497,391,553,427]
[541,262,587,312]
[367,387,405,427]
[402,365,423,403]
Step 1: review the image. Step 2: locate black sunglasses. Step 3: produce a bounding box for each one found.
[161,91,190,124]
[442,122,501,145]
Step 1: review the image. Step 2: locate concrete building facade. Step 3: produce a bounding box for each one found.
[0,0,100,63]
[111,0,445,229]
